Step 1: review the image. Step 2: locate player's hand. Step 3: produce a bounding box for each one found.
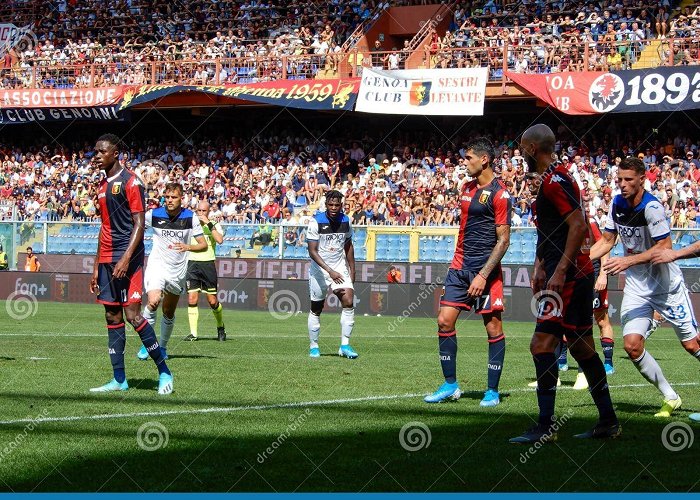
[90,268,99,294]
[650,248,677,265]
[545,269,565,295]
[328,270,344,284]
[594,273,607,292]
[467,273,486,298]
[199,214,210,225]
[172,242,190,253]
[531,267,546,295]
[603,257,629,276]
[113,258,128,279]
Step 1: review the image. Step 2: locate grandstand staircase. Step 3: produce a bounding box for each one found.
[632,0,696,69]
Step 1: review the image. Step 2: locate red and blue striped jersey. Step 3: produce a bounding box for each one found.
[450,177,512,271]
[97,167,145,264]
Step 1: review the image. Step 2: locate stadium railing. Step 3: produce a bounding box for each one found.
[3,221,700,268]
[2,36,683,90]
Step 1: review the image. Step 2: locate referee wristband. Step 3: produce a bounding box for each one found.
[207,222,214,230]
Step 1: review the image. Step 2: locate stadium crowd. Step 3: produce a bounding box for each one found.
[0,0,697,88]
[3,124,700,229]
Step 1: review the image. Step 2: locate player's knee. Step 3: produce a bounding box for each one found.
[310,300,325,316]
[104,310,123,325]
[437,315,455,332]
[624,338,644,359]
[209,300,220,310]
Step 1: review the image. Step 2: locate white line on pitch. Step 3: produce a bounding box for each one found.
[0,381,697,426]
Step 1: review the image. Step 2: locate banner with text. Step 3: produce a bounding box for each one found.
[507,67,700,115]
[355,68,488,115]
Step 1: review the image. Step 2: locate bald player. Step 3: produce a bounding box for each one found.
[510,124,618,444]
[185,201,227,341]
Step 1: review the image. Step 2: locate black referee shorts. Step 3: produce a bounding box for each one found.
[186,261,218,294]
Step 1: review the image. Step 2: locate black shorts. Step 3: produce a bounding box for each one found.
[534,273,594,339]
[186,260,218,294]
[97,261,144,306]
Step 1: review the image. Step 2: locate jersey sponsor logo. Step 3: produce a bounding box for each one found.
[98,192,106,199]
[111,182,122,195]
[461,195,471,202]
[478,190,491,204]
[161,229,185,238]
[618,226,642,238]
[323,233,346,244]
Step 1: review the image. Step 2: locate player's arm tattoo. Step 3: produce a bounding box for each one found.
[123,211,145,261]
[480,224,510,277]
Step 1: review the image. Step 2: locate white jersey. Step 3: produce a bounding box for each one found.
[146,207,203,279]
[306,212,353,270]
[605,191,683,297]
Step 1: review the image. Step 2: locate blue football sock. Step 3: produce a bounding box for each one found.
[557,339,568,365]
[107,323,126,383]
[438,330,457,384]
[601,337,614,366]
[136,319,171,376]
[487,334,505,391]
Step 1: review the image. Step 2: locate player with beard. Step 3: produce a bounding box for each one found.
[510,124,619,443]
[306,190,357,358]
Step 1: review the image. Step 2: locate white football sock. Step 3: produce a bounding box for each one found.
[632,349,678,400]
[160,314,175,349]
[340,308,354,346]
[308,312,320,348]
[143,305,157,327]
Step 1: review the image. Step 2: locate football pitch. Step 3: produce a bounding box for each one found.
[0,301,698,492]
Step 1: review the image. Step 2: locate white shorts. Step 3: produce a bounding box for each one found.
[144,263,186,296]
[309,262,353,302]
[621,283,698,342]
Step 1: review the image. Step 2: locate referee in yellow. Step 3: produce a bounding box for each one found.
[186,201,227,341]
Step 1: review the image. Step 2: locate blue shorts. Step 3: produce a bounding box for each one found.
[440,268,504,314]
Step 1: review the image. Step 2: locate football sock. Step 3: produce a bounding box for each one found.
[188,304,199,337]
[438,330,457,384]
[107,323,126,383]
[692,346,700,361]
[601,337,614,366]
[135,319,170,375]
[340,308,354,346]
[578,354,617,423]
[557,339,568,365]
[533,352,558,427]
[632,349,677,400]
[487,334,505,391]
[143,305,157,327]
[211,302,224,328]
[308,312,320,348]
[160,314,175,349]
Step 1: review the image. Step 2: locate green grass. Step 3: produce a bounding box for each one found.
[0,301,698,492]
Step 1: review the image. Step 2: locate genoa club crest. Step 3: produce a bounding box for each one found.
[409,82,431,106]
[589,73,624,112]
[478,190,491,204]
[111,182,122,195]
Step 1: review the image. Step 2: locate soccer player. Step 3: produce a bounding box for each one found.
[424,138,511,407]
[511,124,618,443]
[89,133,172,395]
[593,157,700,417]
[185,201,227,342]
[136,183,207,366]
[306,190,357,359]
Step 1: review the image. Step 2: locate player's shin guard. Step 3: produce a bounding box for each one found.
[308,312,321,348]
[143,305,157,327]
[107,323,126,383]
[601,337,614,366]
[533,352,558,427]
[578,354,617,423]
[211,302,224,328]
[631,350,678,400]
[135,319,170,376]
[438,331,457,384]
[487,334,505,391]
[160,314,175,349]
[188,305,199,337]
[340,308,354,346]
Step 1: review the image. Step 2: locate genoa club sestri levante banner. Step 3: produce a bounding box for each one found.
[507,66,700,115]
